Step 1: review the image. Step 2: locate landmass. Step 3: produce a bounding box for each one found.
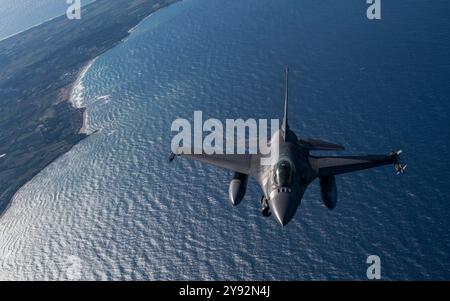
[0,0,180,214]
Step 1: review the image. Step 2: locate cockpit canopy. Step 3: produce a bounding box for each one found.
[273,159,295,187]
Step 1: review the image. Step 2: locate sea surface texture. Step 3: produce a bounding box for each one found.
[0,0,449,280]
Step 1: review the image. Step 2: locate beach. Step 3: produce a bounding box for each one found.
[68,59,97,134]
[0,0,181,214]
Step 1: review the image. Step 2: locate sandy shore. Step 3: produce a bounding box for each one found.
[0,0,182,217]
[67,59,97,134]
[79,108,88,134]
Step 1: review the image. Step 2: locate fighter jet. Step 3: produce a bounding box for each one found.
[169,68,406,226]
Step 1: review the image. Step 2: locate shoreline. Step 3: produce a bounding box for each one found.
[68,58,97,135]
[65,0,181,136]
[69,59,97,109]
[0,1,97,42]
[80,109,89,134]
[0,15,61,43]
[0,0,182,216]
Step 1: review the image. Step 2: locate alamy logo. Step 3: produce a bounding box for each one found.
[366,255,381,280]
[171,111,280,166]
[367,0,382,20]
[67,0,81,20]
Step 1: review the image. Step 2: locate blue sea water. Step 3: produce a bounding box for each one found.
[0,0,450,280]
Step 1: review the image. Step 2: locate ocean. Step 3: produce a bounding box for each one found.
[0,0,449,280]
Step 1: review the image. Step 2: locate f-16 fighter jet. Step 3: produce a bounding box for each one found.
[170,68,406,226]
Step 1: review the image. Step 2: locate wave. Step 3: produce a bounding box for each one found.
[69,59,96,134]
[70,59,96,108]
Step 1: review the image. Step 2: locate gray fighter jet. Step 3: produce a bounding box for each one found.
[169,68,406,226]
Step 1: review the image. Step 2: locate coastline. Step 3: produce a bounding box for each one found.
[68,58,97,134]
[66,0,181,136]
[0,15,61,43]
[69,59,96,109]
[0,0,97,42]
[80,109,89,134]
[0,0,182,215]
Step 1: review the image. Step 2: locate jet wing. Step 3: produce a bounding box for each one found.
[170,149,258,176]
[299,138,345,151]
[310,154,397,177]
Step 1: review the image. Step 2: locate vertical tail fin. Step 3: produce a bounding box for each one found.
[282,67,289,140]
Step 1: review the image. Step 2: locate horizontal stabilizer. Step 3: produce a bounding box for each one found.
[299,139,345,151]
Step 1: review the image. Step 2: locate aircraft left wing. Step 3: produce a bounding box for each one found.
[169,150,257,176]
[310,151,404,177]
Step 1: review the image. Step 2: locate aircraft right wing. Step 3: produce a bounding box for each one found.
[169,149,259,176]
[310,151,404,177]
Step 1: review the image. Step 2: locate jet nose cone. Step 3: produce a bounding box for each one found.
[269,190,299,226]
